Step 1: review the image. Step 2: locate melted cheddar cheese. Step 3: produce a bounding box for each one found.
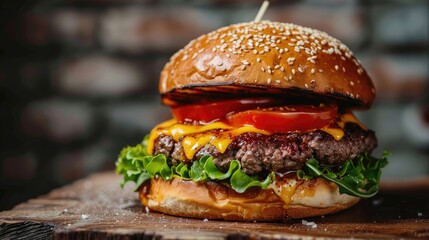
[147,121,270,157]
[147,113,366,159]
[321,113,367,140]
[268,177,359,207]
[267,178,299,205]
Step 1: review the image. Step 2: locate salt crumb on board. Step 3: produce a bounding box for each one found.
[302,220,317,229]
[81,214,89,220]
[372,198,383,206]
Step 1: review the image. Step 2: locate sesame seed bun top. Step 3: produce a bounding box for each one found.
[160,21,375,108]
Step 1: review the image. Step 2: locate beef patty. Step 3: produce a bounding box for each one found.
[153,123,377,175]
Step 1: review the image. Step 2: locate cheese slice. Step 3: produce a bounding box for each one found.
[321,113,366,140]
[147,112,366,159]
[147,121,270,157]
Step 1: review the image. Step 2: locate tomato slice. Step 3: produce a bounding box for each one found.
[172,98,282,124]
[227,104,338,133]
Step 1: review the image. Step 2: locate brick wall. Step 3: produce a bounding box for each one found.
[1,0,428,210]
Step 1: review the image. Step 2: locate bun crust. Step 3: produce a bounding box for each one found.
[139,177,359,221]
[160,21,375,108]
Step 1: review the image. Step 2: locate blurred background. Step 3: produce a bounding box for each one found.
[0,0,428,210]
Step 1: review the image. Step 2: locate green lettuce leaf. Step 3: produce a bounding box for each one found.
[116,139,274,193]
[297,151,389,198]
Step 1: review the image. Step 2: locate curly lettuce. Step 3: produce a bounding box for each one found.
[297,151,389,198]
[115,137,273,193]
[116,136,388,198]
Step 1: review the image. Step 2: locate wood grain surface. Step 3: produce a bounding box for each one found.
[0,172,428,240]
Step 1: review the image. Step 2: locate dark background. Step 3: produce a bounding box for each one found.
[1,0,428,210]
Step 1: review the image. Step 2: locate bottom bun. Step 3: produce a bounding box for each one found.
[139,177,359,221]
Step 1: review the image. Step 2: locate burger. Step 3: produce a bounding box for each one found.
[116,21,388,221]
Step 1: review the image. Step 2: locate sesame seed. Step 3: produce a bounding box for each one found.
[226,54,231,58]
[304,83,309,88]
[267,78,271,84]
[324,48,334,55]
[294,46,301,52]
[346,52,352,59]
[292,69,296,75]
[261,67,265,72]
[241,65,246,70]
[274,65,280,69]
[220,67,226,71]
[319,69,323,73]
[350,81,354,86]
[311,69,315,74]
[342,67,346,72]
[298,66,304,73]
[241,60,250,65]
[310,80,316,88]
[217,62,223,66]
[275,80,281,84]
[257,58,261,62]
[280,66,285,72]
[284,48,289,52]
[335,65,339,70]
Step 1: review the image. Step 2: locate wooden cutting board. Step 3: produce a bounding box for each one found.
[0,172,428,239]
